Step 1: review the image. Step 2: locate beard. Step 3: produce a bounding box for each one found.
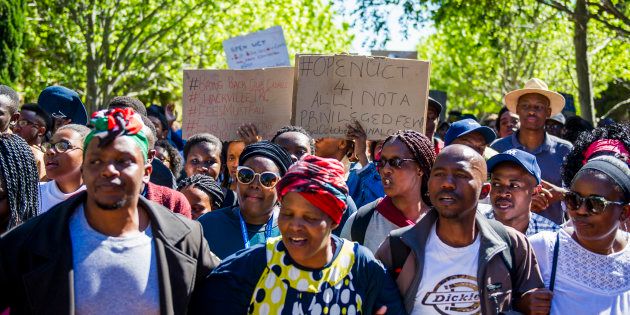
[95,198,128,211]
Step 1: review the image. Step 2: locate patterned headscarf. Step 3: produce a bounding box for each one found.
[276,155,348,224]
[84,108,149,160]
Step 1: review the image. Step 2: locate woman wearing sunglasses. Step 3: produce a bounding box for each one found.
[191,155,405,315]
[341,130,436,253]
[529,155,630,314]
[198,141,293,259]
[39,124,90,214]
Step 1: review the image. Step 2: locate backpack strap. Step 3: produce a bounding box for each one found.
[486,219,516,288]
[350,199,380,244]
[387,228,411,280]
[548,232,561,291]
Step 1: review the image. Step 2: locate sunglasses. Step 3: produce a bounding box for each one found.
[564,191,627,215]
[236,166,281,189]
[42,140,82,153]
[374,157,416,169]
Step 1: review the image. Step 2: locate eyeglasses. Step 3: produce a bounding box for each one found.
[564,191,627,215]
[236,166,281,189]
[16,120,41,128]
[42,140,82,153]
[374,157,416,169]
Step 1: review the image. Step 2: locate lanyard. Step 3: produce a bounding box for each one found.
[238,210,274,249]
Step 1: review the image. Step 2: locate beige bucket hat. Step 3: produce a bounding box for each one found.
[504,78,565,116]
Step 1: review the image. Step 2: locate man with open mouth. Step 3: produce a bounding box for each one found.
[376,145,548,314]
[483,149,560,236]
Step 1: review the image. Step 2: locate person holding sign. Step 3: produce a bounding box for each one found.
[341,130,436,254]
[190,155,405,315]
[197,141,293,259]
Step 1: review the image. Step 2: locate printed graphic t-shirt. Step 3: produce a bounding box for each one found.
[412,223,481,315]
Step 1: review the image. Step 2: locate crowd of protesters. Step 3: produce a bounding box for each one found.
[0,77,628,315]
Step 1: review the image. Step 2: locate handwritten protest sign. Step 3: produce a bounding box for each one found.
[292,54,431,140]
[183,67,293,140]
[223,26,291,70]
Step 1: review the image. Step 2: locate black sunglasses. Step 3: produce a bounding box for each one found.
[564,191,627,215]
[374,157,416,169]
[236,166,281,189]
[42,140,82,153]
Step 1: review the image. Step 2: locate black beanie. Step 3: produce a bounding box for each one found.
[239,141,293,176]
[576,156,630,198]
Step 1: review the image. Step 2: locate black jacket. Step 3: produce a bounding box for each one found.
[0,192,220,314]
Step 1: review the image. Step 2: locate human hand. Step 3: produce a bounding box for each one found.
[165,103,177,128]
[517,288,552,315]
[531,188,552,213]
[346,120,369,166]
[373,306,387,315]
[237,123,261,145]
[541,180,568,204]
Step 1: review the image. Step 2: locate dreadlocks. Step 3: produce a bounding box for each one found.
[562,122,630,185]
[383,130,436,206]
[177,174,225,209]
[0,134,39,232]
[271,125,315,153]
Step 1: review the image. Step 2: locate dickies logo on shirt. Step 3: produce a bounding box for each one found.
[421,274,480,315]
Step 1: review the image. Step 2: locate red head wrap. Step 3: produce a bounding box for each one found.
[583,139,630,165]
[276,155,348,224]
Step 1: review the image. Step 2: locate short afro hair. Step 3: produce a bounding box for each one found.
[107,96,147,116]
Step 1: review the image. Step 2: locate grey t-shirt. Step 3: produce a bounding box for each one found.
[69,205,160,315]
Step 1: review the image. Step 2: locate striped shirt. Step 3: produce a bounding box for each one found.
[483,208,560,237]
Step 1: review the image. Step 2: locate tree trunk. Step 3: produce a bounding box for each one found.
[573,0,595,124]
[85,59,98,114]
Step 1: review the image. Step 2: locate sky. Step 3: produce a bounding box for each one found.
[336,0,435,55]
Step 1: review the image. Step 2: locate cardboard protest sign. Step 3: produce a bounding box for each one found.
[223,26,291,70]
[183,67,293,140]
[292,54,431,140]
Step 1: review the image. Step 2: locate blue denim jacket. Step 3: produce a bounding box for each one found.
[347,162,385,209]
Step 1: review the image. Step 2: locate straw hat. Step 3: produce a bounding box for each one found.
[504,78,565,116]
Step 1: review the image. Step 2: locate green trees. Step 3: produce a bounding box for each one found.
[0,0,26,85]
[350,0,629,121]
[18,0,350,112]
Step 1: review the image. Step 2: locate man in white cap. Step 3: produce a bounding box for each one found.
[491,78,572,224]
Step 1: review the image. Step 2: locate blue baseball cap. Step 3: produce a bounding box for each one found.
[487,149,541,184]
[38,86,88,126]
[444,118,497,146]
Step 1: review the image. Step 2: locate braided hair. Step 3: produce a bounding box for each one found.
[0,134,39,232]
[562,122,630,185]
[177,174,225,209]
[271,125,315,153]
[382,130,436,206]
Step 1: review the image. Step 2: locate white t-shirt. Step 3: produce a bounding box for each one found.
[38,181,86,214]
[412,223,481,315]
[529,229,630,314]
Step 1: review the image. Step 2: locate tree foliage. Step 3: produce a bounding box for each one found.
[0,0,26,85]
[348,0,629,119]
[18,0,351,112]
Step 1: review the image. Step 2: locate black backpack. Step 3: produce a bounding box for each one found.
[350,199,380,244]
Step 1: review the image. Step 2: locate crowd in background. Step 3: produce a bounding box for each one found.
[0,78,628,314]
